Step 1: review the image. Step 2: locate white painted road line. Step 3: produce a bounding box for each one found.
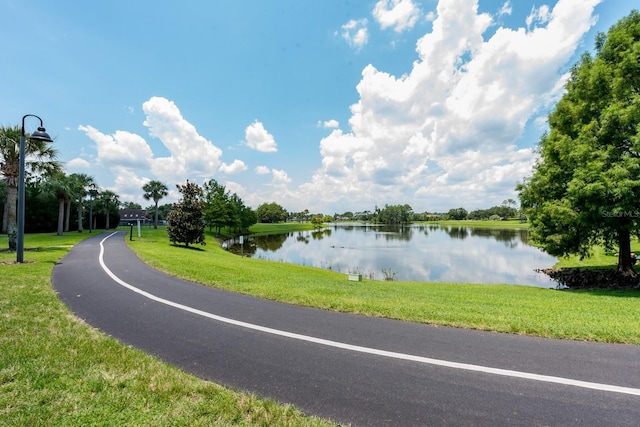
[100,232,640,397]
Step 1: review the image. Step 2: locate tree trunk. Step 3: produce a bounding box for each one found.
[77,200,83,232]
[616,228,636,277]
[64,199,71,232]
[6,185,17,250]
[154,200,159,229]
[57,199,65,236]
[2,198,7,234]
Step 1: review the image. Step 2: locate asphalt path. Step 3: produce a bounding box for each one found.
[52,231,640,426]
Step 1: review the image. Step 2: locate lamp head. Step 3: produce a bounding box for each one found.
[30,126,53,142]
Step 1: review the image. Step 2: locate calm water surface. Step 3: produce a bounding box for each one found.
[232,224,558,287]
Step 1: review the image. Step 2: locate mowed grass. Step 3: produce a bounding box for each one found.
[128,227,640,344]
[429,219,529,229]
[248,222,317,235]
[0,232,335,426]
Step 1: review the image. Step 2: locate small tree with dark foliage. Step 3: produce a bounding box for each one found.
[166,180,205,247]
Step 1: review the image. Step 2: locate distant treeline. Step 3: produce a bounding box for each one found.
[332,200,521,224]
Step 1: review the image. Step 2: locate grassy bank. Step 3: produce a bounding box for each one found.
[429,219,529,229]
[249,219,529,234]
[248,222,317,235]
[128,228,640,344]
[0,232,334,426]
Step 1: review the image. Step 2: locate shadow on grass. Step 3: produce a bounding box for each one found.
[565,288,640,298]
[541,265,640,295]
[169,244,206,252]
[0,246,66,254]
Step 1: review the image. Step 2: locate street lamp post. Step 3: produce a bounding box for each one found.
[17,115,53,263]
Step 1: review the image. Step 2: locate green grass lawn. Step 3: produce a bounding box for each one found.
[248,222,317,235]
[0,232,334,426]
[128,227,640,344]
[428,219,530,229]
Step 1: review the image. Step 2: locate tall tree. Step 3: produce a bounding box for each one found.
[446,207,468,221]
[145,203,173,225]
[97,190,119,230]
[203,179,230,235]
[40,171,72,236]
[0,125,61,249]
[68,173,96,232]
[166,181,205,247]
[142,180,169,229]
[229,192,257,233]
[121,201,143,209]
[256,202,287,223]
[518,11,640,281]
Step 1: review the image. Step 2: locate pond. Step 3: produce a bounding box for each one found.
[228,223,558,287]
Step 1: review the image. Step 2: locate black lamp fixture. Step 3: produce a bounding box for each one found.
[17,114,53,263]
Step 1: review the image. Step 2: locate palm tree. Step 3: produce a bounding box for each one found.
[0,125,61,249]
[68,173,96,232]
[142,180,169,229]
[40,171,73,236]
[97,190,119,230]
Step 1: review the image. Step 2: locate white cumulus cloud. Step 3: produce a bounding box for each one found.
[526,4,552,29]
[498,1,512,17]
[373,0,422,32]
[341,19,369,50]
[219,159,247,175]
[298,0,602,212]
[78,125,154,168]
[319,119,340,129]
[65,157,91,170]
[255,165,271,175]
[143,96,223,179]
[79,96,228,205]
[244,120,278,153]
[271,169,291,184]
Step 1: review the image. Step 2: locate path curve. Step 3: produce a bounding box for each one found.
[53,232,640,426]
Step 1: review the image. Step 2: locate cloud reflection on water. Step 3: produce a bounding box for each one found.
[247,224,557,287]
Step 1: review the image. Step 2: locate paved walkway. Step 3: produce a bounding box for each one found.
[53,231,640,426]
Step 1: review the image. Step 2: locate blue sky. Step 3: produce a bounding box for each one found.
[0,0,633,214]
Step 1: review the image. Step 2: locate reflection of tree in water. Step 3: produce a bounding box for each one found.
[443,226,469,240]
[468,228,526,249]
[226,237,257,256]
[435,226,530,249]
[372,224,413,242]
[517,230,530,245]
[312,229,332,240]
[294,231,310,244]
[415,225,430,238]
[254,233,289,251]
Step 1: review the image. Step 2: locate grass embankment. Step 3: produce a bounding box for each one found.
[128,227,640,344]
[248,222,317,235]
[0,232,334,426]
[429,219,529,229]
